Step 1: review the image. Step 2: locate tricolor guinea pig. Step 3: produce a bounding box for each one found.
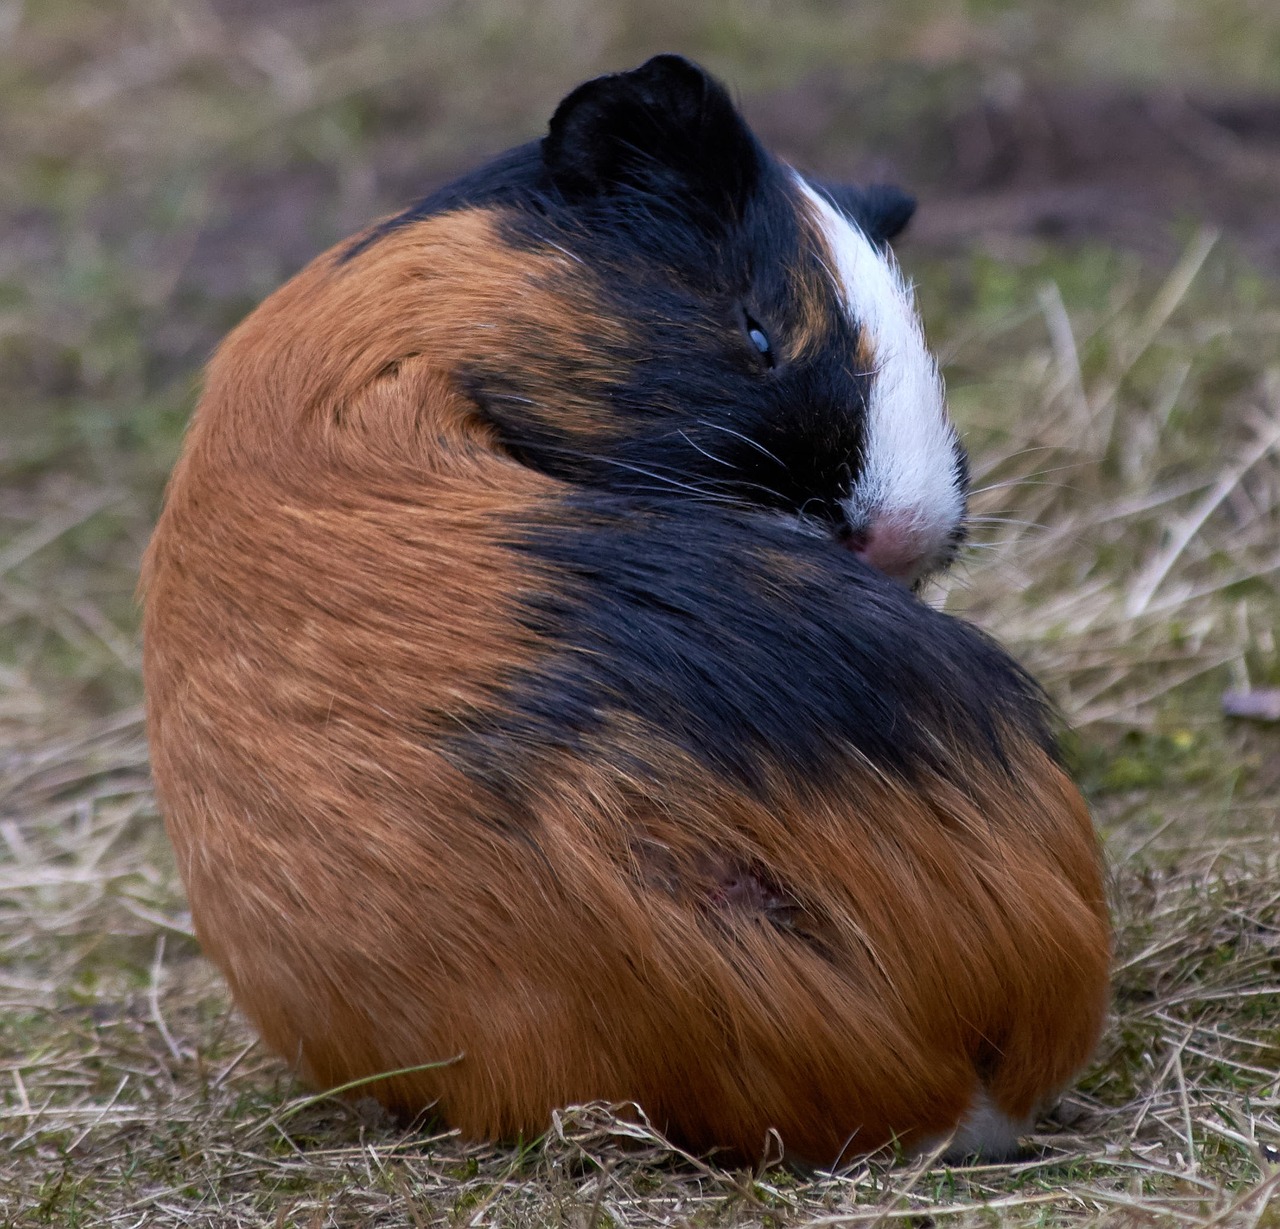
[141,55,1110,1165]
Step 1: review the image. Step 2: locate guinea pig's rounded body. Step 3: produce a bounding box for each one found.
[142,57,1109,1165]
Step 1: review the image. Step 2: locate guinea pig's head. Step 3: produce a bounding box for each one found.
[362,55,967,586]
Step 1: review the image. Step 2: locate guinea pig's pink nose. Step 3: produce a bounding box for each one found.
[843,516,930,585]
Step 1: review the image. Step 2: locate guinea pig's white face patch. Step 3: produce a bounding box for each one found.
[795,177,965,581]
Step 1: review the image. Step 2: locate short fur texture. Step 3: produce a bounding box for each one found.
[142,55,1110,1166]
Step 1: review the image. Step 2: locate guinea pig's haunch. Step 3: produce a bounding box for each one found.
[141,53,1110,1166]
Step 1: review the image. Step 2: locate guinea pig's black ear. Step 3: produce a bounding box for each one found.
[858,183,917,243]
[816,180,918,246]
[543,54,761,218]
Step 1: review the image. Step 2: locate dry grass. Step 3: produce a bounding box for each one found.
[3,1,1280,1225]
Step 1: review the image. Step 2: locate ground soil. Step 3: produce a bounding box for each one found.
[753,78,1280,268]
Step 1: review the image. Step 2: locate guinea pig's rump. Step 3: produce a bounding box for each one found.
[143,445,1108,1165]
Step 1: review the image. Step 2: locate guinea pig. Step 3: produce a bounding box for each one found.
[141,54,1110,1166]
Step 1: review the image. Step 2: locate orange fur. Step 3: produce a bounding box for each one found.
[142,206,1110,1165]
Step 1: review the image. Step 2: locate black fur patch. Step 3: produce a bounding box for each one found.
[462,158,876,530]
[445,498,1056,800]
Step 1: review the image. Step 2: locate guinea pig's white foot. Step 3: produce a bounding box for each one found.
[922,1090,1032,1164]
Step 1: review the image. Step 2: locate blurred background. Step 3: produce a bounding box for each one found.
[3,5,1280,1220]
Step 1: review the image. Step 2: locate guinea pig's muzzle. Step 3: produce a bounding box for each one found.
[838,513,948,588]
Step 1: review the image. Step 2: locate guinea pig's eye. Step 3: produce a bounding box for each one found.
[743,312,776,369]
